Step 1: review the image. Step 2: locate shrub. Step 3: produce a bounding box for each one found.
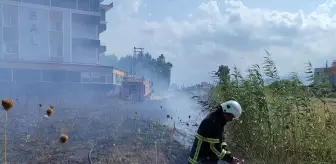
[208,51,336,164]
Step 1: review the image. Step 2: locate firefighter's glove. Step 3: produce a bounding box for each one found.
[222,150,233,163]
[221,142,228,150]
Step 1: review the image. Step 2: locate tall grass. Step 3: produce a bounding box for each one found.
[208,51,336,164]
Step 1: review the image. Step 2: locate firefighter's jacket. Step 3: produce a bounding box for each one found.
[188,108,233,164]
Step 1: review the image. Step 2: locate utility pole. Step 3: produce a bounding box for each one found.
[130,47,144,75]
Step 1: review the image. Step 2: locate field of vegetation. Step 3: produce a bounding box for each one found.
[1,51,336,164]
[0,90,189,164]
[206,51,336,164]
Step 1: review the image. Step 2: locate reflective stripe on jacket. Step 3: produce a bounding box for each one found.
[188,108,233,164]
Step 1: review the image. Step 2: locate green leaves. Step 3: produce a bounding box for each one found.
[102,53,173,93]
[206,50,336,163]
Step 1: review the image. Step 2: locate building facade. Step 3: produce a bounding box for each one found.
[0,0,111,64]
[314,61,336,86]
[0,0,126,86]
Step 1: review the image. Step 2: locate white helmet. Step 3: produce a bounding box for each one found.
[220,100,242,119]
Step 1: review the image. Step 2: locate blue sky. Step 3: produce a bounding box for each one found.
[100,0,336,85]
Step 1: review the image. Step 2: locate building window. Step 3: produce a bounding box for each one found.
[50,43,63,57]
[3,42,18,54]
[100,73,112,84]
[49,10,63,59]
[42,70,66,82]
[3,25,19,54]
[50,0,66,8]
[65,0,77,9]
[30,24,39,46]
[51,0,77,9]
[30,24,38,32]
[49,21,62,31]
[67,71,81,82]
[72,45,97,60]
[29,11,37,20]
[91,72,107,83]
[91,72,100,83]
[14,69,40,82]
[72,22,98,40]
[23,0,50,6]
[3,10,13,27]
[3,15,13,27]
[30,35,38,46]
[90,0,100,12]
[49,10,63,31]
[78,0,90,11]
[3,4,18,27]
[106,75,112,84]
[81,72,91,83]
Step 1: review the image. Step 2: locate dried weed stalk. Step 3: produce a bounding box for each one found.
[1,99,14,164]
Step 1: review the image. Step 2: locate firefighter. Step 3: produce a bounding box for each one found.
[188,100,243,164]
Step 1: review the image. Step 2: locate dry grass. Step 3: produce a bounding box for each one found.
[325,98,336,107]
[0,91,189,164]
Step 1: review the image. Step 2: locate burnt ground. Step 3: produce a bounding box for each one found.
[0,90,191,164]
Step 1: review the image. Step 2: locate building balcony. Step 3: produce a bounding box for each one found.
[100,2,114,12]
[99,2,112,33]
[49,56,63,63]
[100,45,106,53]
[99,23,106,33]
[3,54,19,60]
[14,0,101,13]
[72,13,100,24]
[100,9,106,22]
[72,38,100,47]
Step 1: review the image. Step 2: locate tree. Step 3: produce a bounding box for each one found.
[215,65,230,84]
[313,72,333,97]
[152,54,173,92]
[101,52,173,92]
[99,54,118,66]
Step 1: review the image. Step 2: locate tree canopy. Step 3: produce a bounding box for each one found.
[215,65,230,85]
[100,53,173,92]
